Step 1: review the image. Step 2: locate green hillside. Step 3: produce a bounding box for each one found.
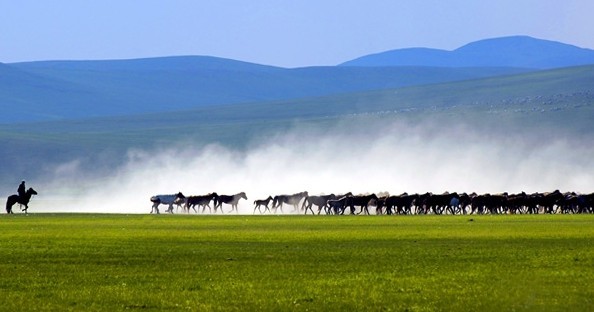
[1,65,593,184]
[3,56,532,123]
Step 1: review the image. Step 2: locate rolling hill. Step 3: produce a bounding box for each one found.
[2,56,531,123]
[1,65,593,184]
[340,36,594,69]
[2,36,594,185]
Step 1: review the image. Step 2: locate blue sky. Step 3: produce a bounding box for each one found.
[2,0,593,68]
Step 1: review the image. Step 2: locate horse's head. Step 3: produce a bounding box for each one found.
[28,188,38,196]
[240,192,247,200]
[176,192,185,199]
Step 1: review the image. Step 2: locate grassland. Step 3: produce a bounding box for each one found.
[0,214,592,311]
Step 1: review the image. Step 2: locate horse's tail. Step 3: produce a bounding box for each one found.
[6,195,15,214]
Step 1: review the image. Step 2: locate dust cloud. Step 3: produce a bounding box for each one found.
[35,119,594,214]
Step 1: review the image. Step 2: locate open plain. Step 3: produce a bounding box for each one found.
[0,214,592,311]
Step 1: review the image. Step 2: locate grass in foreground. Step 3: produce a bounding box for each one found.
[0,214,592,311]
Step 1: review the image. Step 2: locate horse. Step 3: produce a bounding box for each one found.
[301,194,336,215]
[350,194,379,215]
[326,196,354,215]
[272,191,308,213]
[150,192,185,214]
[185,193,218,213]
[382,193,417,215]
[6,187,38,214]
[215,192,247,213]
[253,196,273,214]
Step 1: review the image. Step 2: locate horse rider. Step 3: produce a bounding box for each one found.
[18,180,26,201]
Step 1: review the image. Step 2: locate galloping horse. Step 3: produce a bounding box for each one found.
[253,196,273,214]
[215,192,247,213]
[150,192,185,214]
[6,187,38,214]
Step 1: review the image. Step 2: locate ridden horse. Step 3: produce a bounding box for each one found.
[215,192,247,213]
[185,193,218,213]
[301,194,336,215]
[150,192,185,214]
[6,187,38,214]
[253,196,274,214]
[272,191,308,213]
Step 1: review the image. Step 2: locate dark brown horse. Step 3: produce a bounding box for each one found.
[253,196,273,214]
[326,196,353,215]
[381,193,418,215]
[6,187,38,214]
[350,194,379,215]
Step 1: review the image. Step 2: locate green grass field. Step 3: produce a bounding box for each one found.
[0,214,592,311]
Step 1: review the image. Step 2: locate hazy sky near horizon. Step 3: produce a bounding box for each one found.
[2,0,593,68]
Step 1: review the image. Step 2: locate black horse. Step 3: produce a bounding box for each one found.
[6,187,38,214]
[185,193,218,213]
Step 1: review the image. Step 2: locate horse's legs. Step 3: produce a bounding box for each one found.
[151,202,160,214]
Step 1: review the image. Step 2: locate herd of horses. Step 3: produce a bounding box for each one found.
[149,190,594,215]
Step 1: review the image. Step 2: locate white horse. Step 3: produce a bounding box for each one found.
[150,192,185,214]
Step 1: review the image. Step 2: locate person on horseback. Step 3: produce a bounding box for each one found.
[17,181,26,201]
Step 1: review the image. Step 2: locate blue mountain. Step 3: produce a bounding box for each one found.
[340,36,594,69]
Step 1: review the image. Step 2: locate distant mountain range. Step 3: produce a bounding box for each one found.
[1,35,593,124]
[340,36,594,68]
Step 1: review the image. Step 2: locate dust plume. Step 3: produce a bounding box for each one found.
[35,118,594,214]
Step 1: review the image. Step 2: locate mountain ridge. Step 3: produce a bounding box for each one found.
[340,36,594,68]
[2,35,593,124]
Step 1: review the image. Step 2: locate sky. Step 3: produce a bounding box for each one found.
[1,0,593,68]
